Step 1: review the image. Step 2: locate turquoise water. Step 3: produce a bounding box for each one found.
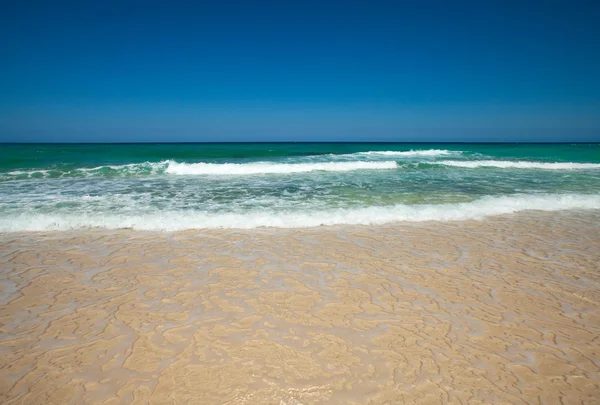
[1,143,599,231]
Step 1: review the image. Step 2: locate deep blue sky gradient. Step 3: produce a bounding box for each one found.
[1,0,599,142]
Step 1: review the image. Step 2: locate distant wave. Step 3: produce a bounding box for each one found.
[3,155,599,181]
[164,161,398,175]
[1,193,598,231]
[353,149,458,157]
[436,160,600,170]
[0,160,398,180]
[1,162,165,180]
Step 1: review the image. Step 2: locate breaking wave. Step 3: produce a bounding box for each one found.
[0,160,399,180]
[1,193,598,232]
[164,160,398,175]
[436,160,600,170]
[353,149,458,157]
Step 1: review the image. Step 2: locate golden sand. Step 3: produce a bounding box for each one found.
[1,211,599,404]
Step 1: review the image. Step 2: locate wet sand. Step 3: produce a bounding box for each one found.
[1,211,600,404]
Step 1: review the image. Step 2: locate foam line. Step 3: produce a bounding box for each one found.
[164,161,398,175]
[437,160,600,170]
[1,193,598,231]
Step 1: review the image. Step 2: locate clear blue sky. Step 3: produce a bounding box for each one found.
[1,0,599,142]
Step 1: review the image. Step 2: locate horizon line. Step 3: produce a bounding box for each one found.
[2,141,599,145]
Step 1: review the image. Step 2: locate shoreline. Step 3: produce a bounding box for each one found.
[1,207,599,234]
[1,211,599,404]
[2,197,600,233]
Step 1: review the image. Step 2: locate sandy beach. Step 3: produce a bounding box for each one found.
[1,211,599,404]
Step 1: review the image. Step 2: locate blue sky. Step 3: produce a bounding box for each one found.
[1,0,599,142]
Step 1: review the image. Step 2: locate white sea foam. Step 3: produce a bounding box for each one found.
[437,160,600,170]
[1,194,598,232]
[164,160,398,175]
[75,162,166,173]
[355,149,457,157]
[6,169,50,176]
[1,159,399,179]
[0,162,166,179]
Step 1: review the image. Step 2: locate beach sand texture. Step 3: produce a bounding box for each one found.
[1,211,599,404]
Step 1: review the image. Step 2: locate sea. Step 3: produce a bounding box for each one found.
[1,143,599,231]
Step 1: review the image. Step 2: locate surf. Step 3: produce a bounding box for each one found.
[352,149,459,157]
[164,160,399,175]
[1,193,598,231]
[436,160,600,170]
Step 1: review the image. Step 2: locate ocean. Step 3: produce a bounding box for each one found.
[1,142,599,231]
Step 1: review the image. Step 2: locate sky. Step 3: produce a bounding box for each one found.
[1,0,599,142]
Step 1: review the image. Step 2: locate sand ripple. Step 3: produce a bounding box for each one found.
[1,211,599,404]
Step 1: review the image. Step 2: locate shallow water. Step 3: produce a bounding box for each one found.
[1,211,599,404]
[1,143,599,231]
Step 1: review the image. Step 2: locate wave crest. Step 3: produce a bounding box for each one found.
[1,160,399,180]
[354,149,457,157]
[437,160,600,170]
[1,161,166,180]
[165,160,398,175]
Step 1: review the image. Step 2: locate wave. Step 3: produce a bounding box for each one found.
[3,155,599,181]
[2,194,598,231]
[1,160,399,180]
[1,162,166,180]
[437,160,600,170]
[164,161,398,175]
[352,149,458,157]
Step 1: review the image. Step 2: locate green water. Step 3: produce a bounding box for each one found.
[1,143,599,172]
[0,143,599,231]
